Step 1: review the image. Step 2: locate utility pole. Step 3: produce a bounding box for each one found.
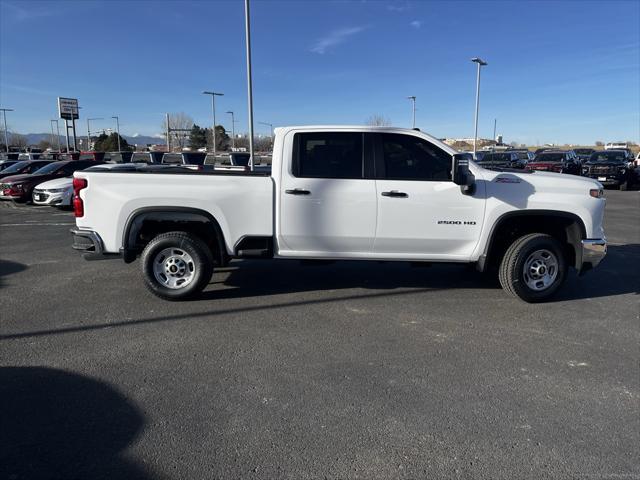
[226,111,236,149]
[493,118,497,143]
[87,117,103,151]
[202,91,224,158]
[112,116,121,151]
[52,119,61,152]
[0,108,14,153]
[49,120,56,149]
[471,57,487,155]
[244,0,255,171]
[258,121,274,150]
[166,113,171,151]
[407,96,416,129]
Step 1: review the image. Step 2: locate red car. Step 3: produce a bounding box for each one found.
[526,150,581,175]
[0,159,103,203]
[0,160,53,180]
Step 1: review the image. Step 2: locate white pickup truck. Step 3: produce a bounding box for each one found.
[71,126,607,302]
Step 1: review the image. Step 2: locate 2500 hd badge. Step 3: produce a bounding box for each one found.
[438,220,477,225]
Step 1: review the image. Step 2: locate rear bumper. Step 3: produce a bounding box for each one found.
[578,238,607,275]
[71,228,119,261]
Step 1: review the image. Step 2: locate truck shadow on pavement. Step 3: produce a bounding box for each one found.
[0,367,154,480]
[202,243,639,302]
[0,259,28,289]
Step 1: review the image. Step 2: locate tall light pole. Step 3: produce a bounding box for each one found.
[407,96,416,129]
[258,121,273,150]
[52,119,61,152]
[226,111,236,149]
[493,118,497,144]
[0,108,13,153]
[244,0,255,170]
[202,91,224,158]
[111,116,122,151]
[471,57,487,155]
[87,117,103,151]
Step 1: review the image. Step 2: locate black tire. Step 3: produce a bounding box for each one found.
[498,233,567,303]
[141,231,214,300]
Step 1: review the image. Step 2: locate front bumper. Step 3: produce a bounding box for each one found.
[578,238,607,275]
[71,229,118,261]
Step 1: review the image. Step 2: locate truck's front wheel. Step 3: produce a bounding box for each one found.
[499,233,567,303]
[141,231,213,300]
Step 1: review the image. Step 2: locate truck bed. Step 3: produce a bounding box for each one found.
[74,169,274,255]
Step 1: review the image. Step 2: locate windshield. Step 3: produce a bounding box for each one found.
[535,153,564,162]
[1,161,30,174]
[589,152,626,163]
[480,153,511,162]
[574,149,593,155]
[32,162,64,174]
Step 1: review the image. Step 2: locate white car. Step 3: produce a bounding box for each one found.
[32,177,73,207]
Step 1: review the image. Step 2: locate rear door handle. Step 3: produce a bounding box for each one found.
[285,188,311,195]
[381,190,408,198]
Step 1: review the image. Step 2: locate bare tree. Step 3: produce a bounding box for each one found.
[365,114,391,126]
[595,141,604,147]
[161,113,194,151]
[9,133,27,149]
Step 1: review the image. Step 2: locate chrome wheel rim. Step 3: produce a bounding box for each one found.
[152,248,195,289]
[523,249,558,291]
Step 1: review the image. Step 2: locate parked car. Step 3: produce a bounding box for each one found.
[72,126,606,303]
[477,151,527,170]
[131,152,165,164]
[106,151,134,163]
[581,150,636,190]
[79,151,106,162]
[17,153,43,161]
[512,150,535,163]
[1,159,103,202]
[526,150,581,175]
[0,160,53,180]
[162,152,207,168]
[574,148,596,163]
[0,152,22,171]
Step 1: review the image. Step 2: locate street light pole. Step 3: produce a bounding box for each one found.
[226,111,236,149]
[407,96,416,129]
[87,117,103,151]
[53,119,61,152]
[112,116,121,151]
[244,0,255,171]
[202,91,224,158]
[471,57,487,155]
[0,108,14,153]
[493,118,497,143]
[258,121,274,150]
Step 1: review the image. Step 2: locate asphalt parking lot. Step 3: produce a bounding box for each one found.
[0,191,638,479]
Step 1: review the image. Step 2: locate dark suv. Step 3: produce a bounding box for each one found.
[477,151,527,170]
[574,148,596,163]
[582,150,636,190]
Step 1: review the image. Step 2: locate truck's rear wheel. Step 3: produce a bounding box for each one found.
[499,233,567,303]
[141,231,213,300]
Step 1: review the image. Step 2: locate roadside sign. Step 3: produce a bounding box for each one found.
[58,97,79,120]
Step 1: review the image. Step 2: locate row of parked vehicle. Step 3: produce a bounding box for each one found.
[0,150,271,207]
[471,147,639,191]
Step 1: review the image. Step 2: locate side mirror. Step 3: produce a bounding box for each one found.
[452,154,476,195]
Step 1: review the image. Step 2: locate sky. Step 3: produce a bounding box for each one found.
[0,0,639,145]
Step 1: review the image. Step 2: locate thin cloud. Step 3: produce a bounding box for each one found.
[387,2,410,12]
[410,20,422,29]
[1,2,56,22]
[310,26,367,54]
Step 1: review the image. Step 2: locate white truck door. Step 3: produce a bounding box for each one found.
[278,131,377,256]
[373,132,485,259]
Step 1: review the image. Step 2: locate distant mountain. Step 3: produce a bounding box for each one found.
[22,133,165,147]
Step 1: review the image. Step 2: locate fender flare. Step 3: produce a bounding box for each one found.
[478,209,587,271]
[121,206,227,264]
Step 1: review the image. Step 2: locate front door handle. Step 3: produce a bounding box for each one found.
[381,190,408,198]
[285,188,311,195]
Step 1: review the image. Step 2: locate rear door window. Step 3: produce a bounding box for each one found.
[293,132,363,178]
[376,133,451,181]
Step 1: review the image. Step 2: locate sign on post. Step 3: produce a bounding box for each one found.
[58,97,79,120]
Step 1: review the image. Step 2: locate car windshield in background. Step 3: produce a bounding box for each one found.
[232,153,251,166]
[516,152,530,160]
[589,152,626,163]
[32,162,64,174]
[481,153,511,162]
[574,149,593,155]
[162,154,182,164]
[535,153,564,162]
[183,153,206,165]
[79,154,97,161]
[1,161,30,173]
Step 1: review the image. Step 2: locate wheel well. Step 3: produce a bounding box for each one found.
[122,209,227,265]
[484,213,585,271]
